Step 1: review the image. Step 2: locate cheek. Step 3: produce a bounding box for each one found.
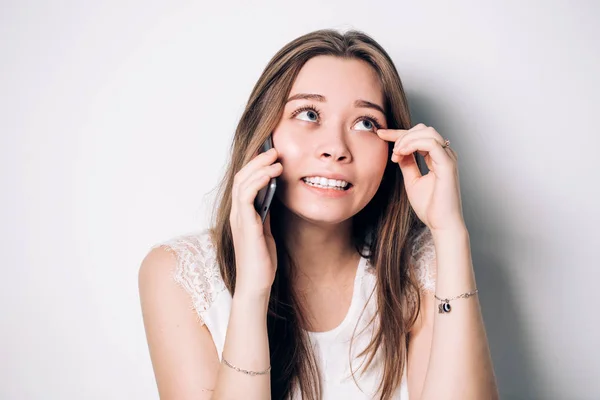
[362,139,389,175]
[271,131,306,179]
[376,140,390,164]
[273,133,303,159]
[357,140,389,195]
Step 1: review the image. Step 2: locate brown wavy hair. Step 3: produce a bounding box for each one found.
[209,28,425,400]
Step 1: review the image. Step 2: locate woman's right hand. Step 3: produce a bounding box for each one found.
[229,147,283,297]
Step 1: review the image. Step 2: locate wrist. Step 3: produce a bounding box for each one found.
[233,286,271,303]
[430,225,469,243]
[230,290,270,325]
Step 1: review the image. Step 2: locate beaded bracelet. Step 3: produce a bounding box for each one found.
[222,356,271,376]
[434,289,479,314]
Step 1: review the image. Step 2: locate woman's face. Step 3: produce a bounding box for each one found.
[272,55,389,225]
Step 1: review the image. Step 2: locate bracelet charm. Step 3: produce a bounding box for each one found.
[435,289,478,314]
[438,300,452,313]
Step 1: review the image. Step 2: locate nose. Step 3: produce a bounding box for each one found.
[316,127,352,163]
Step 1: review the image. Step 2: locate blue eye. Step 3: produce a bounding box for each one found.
[291,104,384,132]
[355,119,375,131]
[296,109,319,122]
[291,105,322,123]
[355,114,383,132]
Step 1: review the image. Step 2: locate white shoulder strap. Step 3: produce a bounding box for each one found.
[153,230,226,325]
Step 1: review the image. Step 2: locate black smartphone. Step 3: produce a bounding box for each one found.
[254,135,277,224]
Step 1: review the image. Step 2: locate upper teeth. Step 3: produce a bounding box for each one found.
[303,176,349,188]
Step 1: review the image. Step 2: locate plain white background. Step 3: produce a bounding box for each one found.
[2,0,598,399]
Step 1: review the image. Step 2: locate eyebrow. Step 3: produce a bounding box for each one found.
[286,93,385,115]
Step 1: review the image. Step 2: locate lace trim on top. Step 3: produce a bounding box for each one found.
[409,226,437,293]
[151,225,436,328]
[363,226,437,292]
[152,229,226,326]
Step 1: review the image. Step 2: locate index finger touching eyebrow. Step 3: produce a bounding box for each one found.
[376,128,408,142]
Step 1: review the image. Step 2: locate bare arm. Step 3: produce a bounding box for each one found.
[407,282,435,400]
[139,246,273,400]
[212,290,272,399]
[139,247,219,399]
[419,228,498,399]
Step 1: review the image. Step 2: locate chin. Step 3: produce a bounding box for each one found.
[277,195,358,226]
[292,207,353,226]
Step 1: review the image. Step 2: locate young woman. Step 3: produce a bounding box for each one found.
[139,29,498,399]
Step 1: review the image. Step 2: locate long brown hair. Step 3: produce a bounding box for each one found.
[210,29,424,400]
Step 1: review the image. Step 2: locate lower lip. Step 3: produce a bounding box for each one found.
[300,180,353,198]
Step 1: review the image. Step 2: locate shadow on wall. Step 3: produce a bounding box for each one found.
[407,91,542,400]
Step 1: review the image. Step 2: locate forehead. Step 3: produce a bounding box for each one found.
[289,55,384,106]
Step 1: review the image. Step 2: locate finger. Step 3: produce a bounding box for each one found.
[243,147,279,179]
[393,152,422,183]
[376,128,409,143]
[238,163,282,206]
[232,161,282,209]
[234,148,279,187]
[377,122,431,142]
[393,126,443,154]
[392,130,423,153]
[236,172,274,223]
[395,138,454,174]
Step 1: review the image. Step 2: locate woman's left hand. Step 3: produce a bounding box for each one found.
[377,123,466,233]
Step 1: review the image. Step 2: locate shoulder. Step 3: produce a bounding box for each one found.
[409,225,437,293]
[140,229,227,324]
[151,229,217,269]
[138,232,221,397]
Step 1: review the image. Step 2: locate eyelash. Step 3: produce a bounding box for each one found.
[290,104,384,131]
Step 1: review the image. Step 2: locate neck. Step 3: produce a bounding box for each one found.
[277,209,360,290]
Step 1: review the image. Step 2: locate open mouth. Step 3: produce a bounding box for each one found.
[301,177,353,191]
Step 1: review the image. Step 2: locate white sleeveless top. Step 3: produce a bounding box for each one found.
[153,226,436,399]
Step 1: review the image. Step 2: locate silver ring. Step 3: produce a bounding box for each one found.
[441,139,450,149]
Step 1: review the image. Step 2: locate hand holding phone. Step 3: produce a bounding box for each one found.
[229,135,281,296]
[253,136,277,224]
